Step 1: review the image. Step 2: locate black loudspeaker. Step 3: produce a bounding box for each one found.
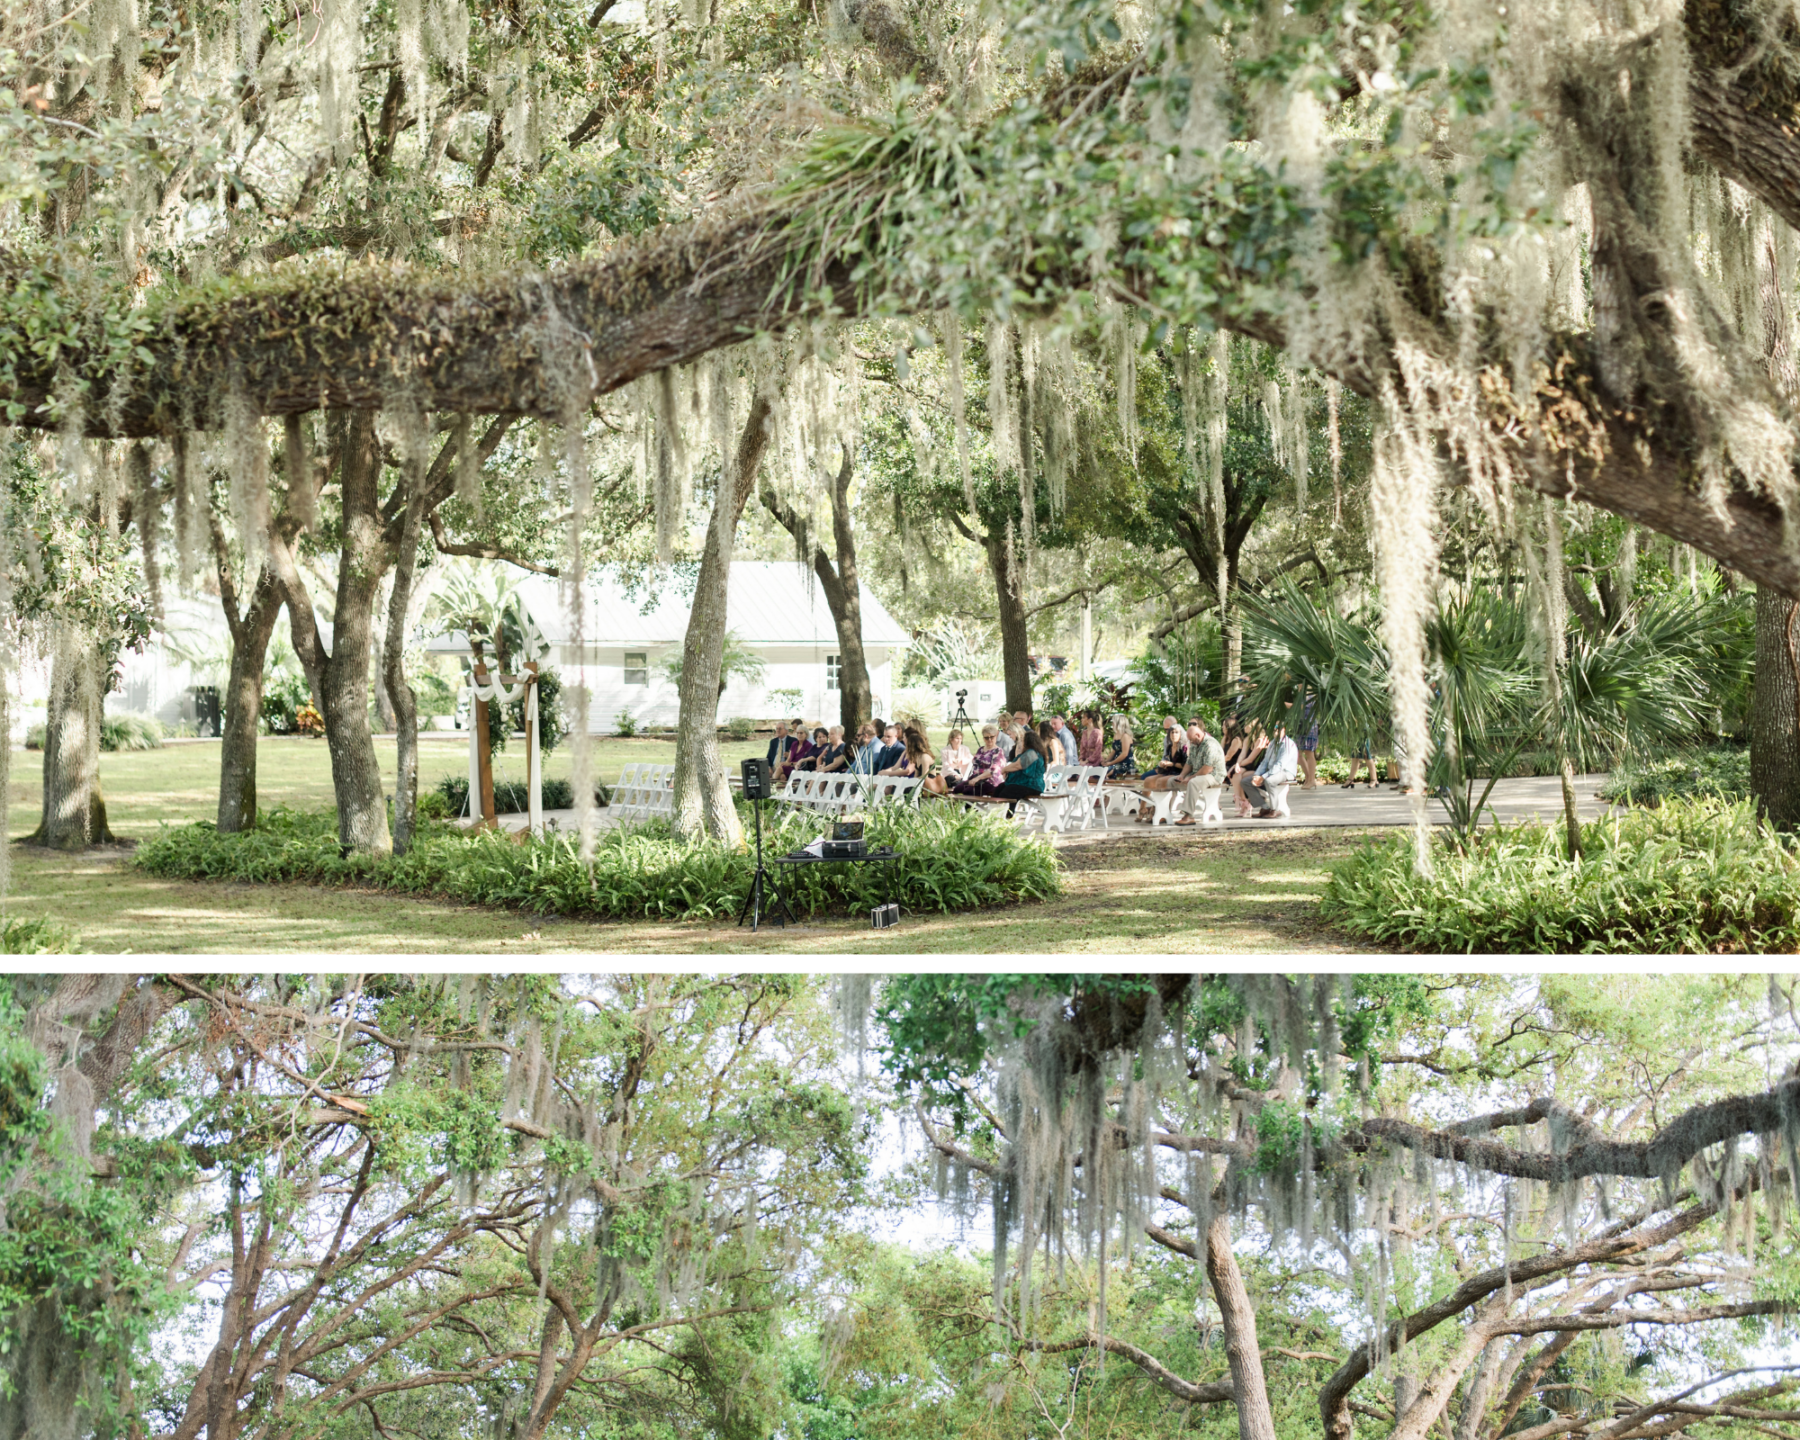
[741,756,771,800]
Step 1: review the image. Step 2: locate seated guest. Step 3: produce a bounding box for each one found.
[1225,718,1267,782]
[767,720,797,780]
[950,725,1009,796]
[851,722,883,774]
[989,729,1049,815]
[899,726,935,779]
[1049,714,1080,767]
[1013,709,1032,736]
[1173,718,1227,826]
[1147,716,1187,777]
[873,723,906,774]
[792,725,826,770]
[1103,716,1138,778]
[995,713,1019,758]
[815,725,850,773]
[1079,710,1105,765]
[1234,723,1297,818]
[941,729,974,782]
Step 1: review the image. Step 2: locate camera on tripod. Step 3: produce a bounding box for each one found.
[956,688,968,700]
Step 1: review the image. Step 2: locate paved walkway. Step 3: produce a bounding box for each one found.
[461,773,1616,840]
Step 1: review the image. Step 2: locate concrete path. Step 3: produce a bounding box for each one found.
[460,773,1616,840]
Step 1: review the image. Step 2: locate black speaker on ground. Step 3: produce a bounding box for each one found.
[741,756,771,799]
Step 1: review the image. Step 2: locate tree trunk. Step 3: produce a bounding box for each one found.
[989,530,1034,715]
[27,625,114,849]
[370,625,398,732]
[215,568,285,833]
[826,449,873,733]
[1753,587,1800,829]
[760,445,872,733]
[1202,1213,1278,1440]
[1559,753,1583,862]
[673,394,773,841]
[316,413,392,855]
[384,484,426,855]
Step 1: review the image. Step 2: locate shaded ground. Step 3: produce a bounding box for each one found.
[1,825,1381,955]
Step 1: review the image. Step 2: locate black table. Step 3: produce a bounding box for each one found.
[773,845,901,917]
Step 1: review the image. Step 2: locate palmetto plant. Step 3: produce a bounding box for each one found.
[662,630,766,697]
[1237,577,1389,744]
[1240,579,1738,857]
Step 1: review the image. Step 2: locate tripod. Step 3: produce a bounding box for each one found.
[737,795,796,931]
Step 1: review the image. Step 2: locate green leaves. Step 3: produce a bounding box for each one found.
[132,801,1062,923]
[1320,796,1800,953]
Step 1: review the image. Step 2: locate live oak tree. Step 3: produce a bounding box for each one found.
[12,0,1800,844]
[1,972,865,1440]
[865,973,1800,1440]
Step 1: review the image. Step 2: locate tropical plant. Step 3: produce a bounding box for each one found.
[897,620,1003,688]
[614,708,639,738]
[663,630,767,697]
[1599,746,1752,808]
[1320,797,1800,953]
[98,713,164,751]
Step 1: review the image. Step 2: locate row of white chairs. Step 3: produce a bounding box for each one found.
[611,763,675,823]
[775,771,922,815]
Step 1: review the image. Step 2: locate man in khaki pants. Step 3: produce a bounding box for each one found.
[1174,718,1226,825]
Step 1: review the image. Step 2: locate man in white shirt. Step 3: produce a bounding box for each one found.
[1239,724,1298,818]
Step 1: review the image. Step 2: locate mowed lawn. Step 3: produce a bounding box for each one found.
[2,737,1380,954]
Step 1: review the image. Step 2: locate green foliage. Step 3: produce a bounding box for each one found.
[99,713,163,751]
[614,709,640,738]
[432,774,609,817]
[1599,746,1751,808]
[0,916,77,954]
[135,803,1060,924]
[663,630,767,696]
[877,974,1164,1125]
[513,666,566,753]
[1320,797,1800,953]
[724,715,756,741]
[259,674,315,735]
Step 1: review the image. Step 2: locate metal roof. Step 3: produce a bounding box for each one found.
[427,563,908,651]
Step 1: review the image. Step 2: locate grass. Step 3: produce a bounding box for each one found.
[2,734,1379,953]
[3,733,786,839]
[1,822,1374,954]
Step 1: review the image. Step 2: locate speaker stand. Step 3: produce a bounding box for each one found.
[737,796,796,931]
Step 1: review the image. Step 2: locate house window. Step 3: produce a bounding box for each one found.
[624,652,648,686]
[826,654,841,690]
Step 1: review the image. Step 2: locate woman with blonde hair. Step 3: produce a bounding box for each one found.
[1103,715,1138,779]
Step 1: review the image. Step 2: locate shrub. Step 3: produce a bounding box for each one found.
[295,702,325,737]
[614,709,639,738]
[0,916,76,954]
[1319,797,1800,954]
[101,713,164,751]
[416,790,453,821]
[1599,746,1750,808]
[30,716,163,750]
[724,716,755,741]
[261,675,313,734]
[135,802,1063,924]
[434,775,610,816]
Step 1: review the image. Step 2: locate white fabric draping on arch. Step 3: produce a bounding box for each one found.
[461,670,542,835]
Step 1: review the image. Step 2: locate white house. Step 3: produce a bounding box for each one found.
[431,563,910,731]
